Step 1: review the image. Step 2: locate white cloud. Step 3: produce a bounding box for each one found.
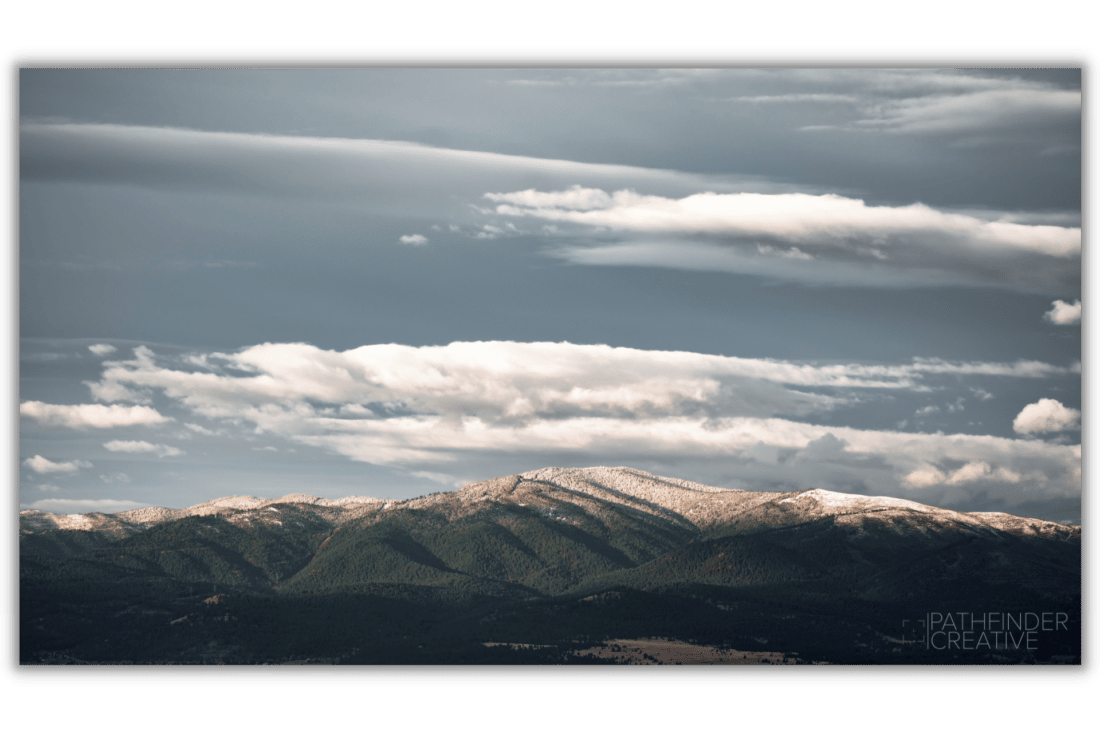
[103,440,184,457]
[85,341,1074,433]
[945,461,993,485]
[20,401,169,429]
[23,455,93,474]
[88,343,117,356]
[915,405,940,417]
[492,185,614,211]
[399,234,429,246]
[26,498,146,515]
[100,472,132,484]
[1013,399,1081,435]
[1044,299,1081,325]
[902,460,1021,489]
[37,484,63,492]
[487,189,1079,258]
[485,188,1079,293]
[901,464,946,489]
[90,341,852,423]
[942,461,1022,486]
[74,340,1080,512]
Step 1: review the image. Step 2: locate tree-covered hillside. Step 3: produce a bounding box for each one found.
[19,468,1081,664]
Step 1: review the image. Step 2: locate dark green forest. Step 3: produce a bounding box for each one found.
[20,499,1081,665]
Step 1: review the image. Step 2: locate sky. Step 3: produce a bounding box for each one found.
[17,67,1082,522]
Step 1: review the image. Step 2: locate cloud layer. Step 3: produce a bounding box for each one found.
[25,498,146,515]
[40,341,1081,513]
[20,120,1079,296]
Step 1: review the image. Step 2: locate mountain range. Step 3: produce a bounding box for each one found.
[20,467,1081,664]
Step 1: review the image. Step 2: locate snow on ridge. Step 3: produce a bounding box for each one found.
[970,511,1053,523]
[969,511,1079,534]
[21,493,389,532]
[793,488,934,514]
[521,466,737,496]
[21,510,103,528]
[199,496,267,510]
[513,466,747,529]
[314,496,386,507]
[183,494,386,512]
[265,493,386,506]
[789,489,1078,533]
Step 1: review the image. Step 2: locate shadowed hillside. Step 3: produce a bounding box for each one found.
[21,467,1080,665]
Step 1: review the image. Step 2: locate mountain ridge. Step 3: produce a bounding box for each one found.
[20,465,1080,541]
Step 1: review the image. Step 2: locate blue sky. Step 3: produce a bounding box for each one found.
[18,68,1082,522]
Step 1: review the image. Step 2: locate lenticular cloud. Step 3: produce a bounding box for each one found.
[487,187,1077,254]
[485,187,1080,293]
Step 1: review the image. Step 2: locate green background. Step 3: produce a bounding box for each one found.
[4,0,1095,717]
